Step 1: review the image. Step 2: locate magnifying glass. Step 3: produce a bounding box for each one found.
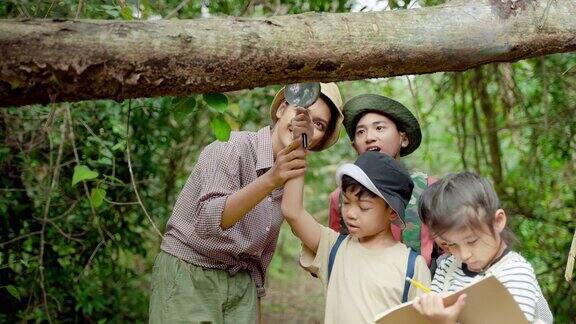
[284,82,321,149]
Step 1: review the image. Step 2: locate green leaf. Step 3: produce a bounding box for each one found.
[210,115,231,141]
[72,165,99,187]
[203,93,228,113]
[101,147,113,159]
[112,140,126,151]
[120,6,134,20]
[104,175,125,185]
[96,157,113,166]
[5,285,20,301]
[0,147,9,158]
[173,97,197,122]
[105,9,120,18]
[90,188,106,208]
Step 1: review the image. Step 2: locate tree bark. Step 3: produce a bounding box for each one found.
[474,67,504,193]
[1,0,575,107]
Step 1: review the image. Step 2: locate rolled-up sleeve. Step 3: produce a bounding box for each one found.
[191,141,242,239]
[299,226,339,286]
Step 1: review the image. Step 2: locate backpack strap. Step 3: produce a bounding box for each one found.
[328,234,348,282]
[402,248,418,303]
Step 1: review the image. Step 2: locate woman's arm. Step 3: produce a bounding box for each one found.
[281,108,323,252]
[220,141,306,229]
[281,172,323,253]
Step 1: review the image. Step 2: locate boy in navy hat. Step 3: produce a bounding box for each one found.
[282,146,431,323]
[329,94,437,267]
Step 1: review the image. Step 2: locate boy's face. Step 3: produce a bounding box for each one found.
[341,186,393,240]
[434,211,506,272]
[352,112,408,159]
[274,98,331,151]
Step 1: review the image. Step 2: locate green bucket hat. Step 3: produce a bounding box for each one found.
[343,94,422,157]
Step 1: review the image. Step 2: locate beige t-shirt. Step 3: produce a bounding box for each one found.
[301,226,431,324]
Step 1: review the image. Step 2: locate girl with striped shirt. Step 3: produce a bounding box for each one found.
[413,172,553,324]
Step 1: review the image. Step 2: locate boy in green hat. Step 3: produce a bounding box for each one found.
[328,94,436,266]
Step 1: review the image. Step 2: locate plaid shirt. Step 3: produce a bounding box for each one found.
[161,126,283,297]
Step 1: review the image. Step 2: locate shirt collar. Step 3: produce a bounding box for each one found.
[461,247,511,277]
[255,126,274,172]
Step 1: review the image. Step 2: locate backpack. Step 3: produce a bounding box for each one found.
[402,172,429,253]
[327,234,419,303]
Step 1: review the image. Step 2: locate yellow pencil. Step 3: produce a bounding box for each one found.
[405,277,431,293]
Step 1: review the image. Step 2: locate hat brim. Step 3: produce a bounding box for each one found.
[335,163,406,229]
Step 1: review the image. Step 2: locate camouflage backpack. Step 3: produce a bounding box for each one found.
[402,172,428,253]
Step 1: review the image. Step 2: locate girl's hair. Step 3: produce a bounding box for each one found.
[419,172,515,245]
[341,175,376,199]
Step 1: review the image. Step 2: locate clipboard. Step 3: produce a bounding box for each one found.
[374,274,528,324]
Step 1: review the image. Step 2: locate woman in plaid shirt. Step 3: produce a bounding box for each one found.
[150,83,344,323]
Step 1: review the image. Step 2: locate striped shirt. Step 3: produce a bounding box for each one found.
[160,126,283,297]
[431,252,553,323]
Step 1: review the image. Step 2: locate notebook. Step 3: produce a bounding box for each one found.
[374,274,529,324]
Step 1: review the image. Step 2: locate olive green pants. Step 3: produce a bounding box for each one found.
[149,251,257,324]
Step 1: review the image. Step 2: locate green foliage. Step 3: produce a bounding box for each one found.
[71,165,99,187]
[172,97,197,122]
[1,0,575,323]
[90,188,106,207]
[203,93,229,113]
[210,115,232,141]
[4,285,20,301]
[204,93,232,140]
[0,85,267,322]
[411,57,576,321]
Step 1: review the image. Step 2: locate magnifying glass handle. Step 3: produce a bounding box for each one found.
[302,133,308,149]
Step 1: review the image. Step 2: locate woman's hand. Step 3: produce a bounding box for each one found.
[266,140,307,188]
[412,293,467,324]
[290,107,314,142]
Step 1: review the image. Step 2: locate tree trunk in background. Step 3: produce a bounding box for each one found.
[1,0,575,107]
[452,74,469,171]
[474,68,504,193]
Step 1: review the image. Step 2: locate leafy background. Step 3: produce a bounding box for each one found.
[1,0,575,323]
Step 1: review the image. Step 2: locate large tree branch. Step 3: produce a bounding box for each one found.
[1,0,575,107]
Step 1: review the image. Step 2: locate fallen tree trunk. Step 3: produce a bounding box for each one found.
[1,0,575,108]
